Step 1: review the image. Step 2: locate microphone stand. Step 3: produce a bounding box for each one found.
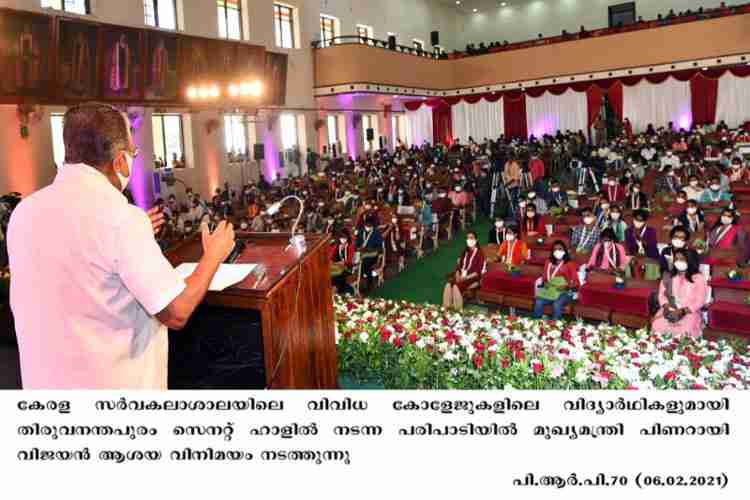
[265,195,306,252]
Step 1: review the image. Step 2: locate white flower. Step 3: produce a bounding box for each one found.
[358,331,369,343]
[550,364,564,379]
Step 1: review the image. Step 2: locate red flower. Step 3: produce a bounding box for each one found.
[444,330,459,345]
[473,341,486,353]
[664,371,677,382]
[690,383,706,390]
[625,385,638,390]
[500,358,510,369]
[513,350,525,362]
[392,336,402,348]
[393,324,404,334]
[559,348,570,356]
[531,361,544,375]
[472,354,484,369]
[379,328,390,343]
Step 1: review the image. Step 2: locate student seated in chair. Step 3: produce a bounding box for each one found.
[707,208,741,250]
[355,216,383,292]
[651,248,708,339]
[699,176,732,205]
[570,208,601,255]
[625,209,659,259]
[496,225,530,267]
[443,231,486,311]
[520,204,546,239]
[607,205,627,242]
[675,199,705,235]
[587,228,629,274]
[487,217,508,245]
[330,229,355,295]
[659,225,699,275]
[532,241,579,321]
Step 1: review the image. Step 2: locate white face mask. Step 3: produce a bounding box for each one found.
[687,207,698,215]
[690,181,698,187]
[674,261,688,272]
[672,238,686,249]
[611,213,621,220]
[467,239,477,248]
[634,221,645,228]
[711,184,720,191]
[340,238,347,244]
[240,222,248,230]
[116,152,133,191]
[601,204,610,211]
[633,188,640,194]
[553,250,566,261]
[551,188,560,193]
[528,193,536,199]
[608,180,616,186]
[392,219,398,224]
[495,222,504,228]
[506,234,516,242]
[583,217,595,225]
[721,216,733,225]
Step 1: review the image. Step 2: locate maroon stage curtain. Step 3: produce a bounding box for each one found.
[503,92,527,140]
[691,73,719,126]
[432,103,453,146]
[586,81,623,137]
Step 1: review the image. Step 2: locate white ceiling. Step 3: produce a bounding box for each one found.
[432,0,525,14]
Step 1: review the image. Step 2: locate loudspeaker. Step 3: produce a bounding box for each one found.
[388,35,396,50]
[379,136,385,149]
[431,31,440,47]
[366,128,375,142]
[278,151,285,168]
[332,143,338,157]
[254,144,265,161]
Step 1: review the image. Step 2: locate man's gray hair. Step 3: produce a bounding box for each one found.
[63,103,130,167]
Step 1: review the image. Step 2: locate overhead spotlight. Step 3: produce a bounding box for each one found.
[473,8,478,12]
[187,87,197,99]
[228,84,239,97]
[250,81,263,97]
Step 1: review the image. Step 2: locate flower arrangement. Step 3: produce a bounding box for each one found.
[334,296,750,390]
[694,239,706,255]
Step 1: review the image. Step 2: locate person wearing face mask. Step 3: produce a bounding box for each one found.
[707,209,740,250]
[386,216,406,263]
[699,177,732,205]
[7,104,237,389]
[659,226,698,275]
[545,181,568,209]
[607,205,626,242]
[625,182,649,212]
[355,216,384,292]
[443,231,486,311]
[521,204,545,238]
[449,184,470,208]
[605,177,625,204]
[675,200,705,235]
[526,190,548,215]
[532,241,579,320]
[683,176,704,201]
[594,196,612,230]
[624,210,659,259]
[570,208,601,254]
[330,229,355,295]
[656,166,680,195]
[651,248,708,338]
[667,190,690,218]
[587,228,629,274]
[728,158,749,184]
[488,218,507,246]
[496,225,530,266]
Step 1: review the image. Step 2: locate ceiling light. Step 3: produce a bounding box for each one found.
[501,2,507,6]
[456,1,461,4]
[228,84,239,97]
[473,8,478,12]
[186,87,197,99]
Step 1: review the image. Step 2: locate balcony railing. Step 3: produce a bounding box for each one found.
[311,36,446,60]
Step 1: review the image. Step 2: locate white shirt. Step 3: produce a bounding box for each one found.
[660,154,680,171]
[8,164,186,389]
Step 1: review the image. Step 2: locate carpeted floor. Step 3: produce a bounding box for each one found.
[374,217,492,305]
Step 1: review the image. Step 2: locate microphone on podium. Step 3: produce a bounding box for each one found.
[264,195,306,251]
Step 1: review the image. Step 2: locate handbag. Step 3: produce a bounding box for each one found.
[661,275,687,324]
[535,276,567,301]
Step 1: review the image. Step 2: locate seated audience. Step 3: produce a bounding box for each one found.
[570,208,601,254]
[707,208,741,250]
[488,217,508,245]
[532,241,579,320]
[651,249,708,338]
[699,177,732,204]
[331,229,355,295]
[520,204,546,238]
[496,225,530,267]
[625,210,659,259]
[587,228,629,274]
[443,231,486,311]
[356,216,384,291]
[659,226,698,275]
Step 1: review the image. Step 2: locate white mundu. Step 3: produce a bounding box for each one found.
[8,164,186,389]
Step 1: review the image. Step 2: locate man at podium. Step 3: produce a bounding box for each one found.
[7,103,235,390]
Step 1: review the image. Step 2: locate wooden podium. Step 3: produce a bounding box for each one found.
[165,233,337,389]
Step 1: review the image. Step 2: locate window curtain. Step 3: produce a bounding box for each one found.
[690,73,718,126]
[405,106,434,146]
[451,99,504,144]
[432,103,453,146]
[623,77,692,133]
[526,88,588,138]
[716,72,750,128]
[503,92,527,140]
